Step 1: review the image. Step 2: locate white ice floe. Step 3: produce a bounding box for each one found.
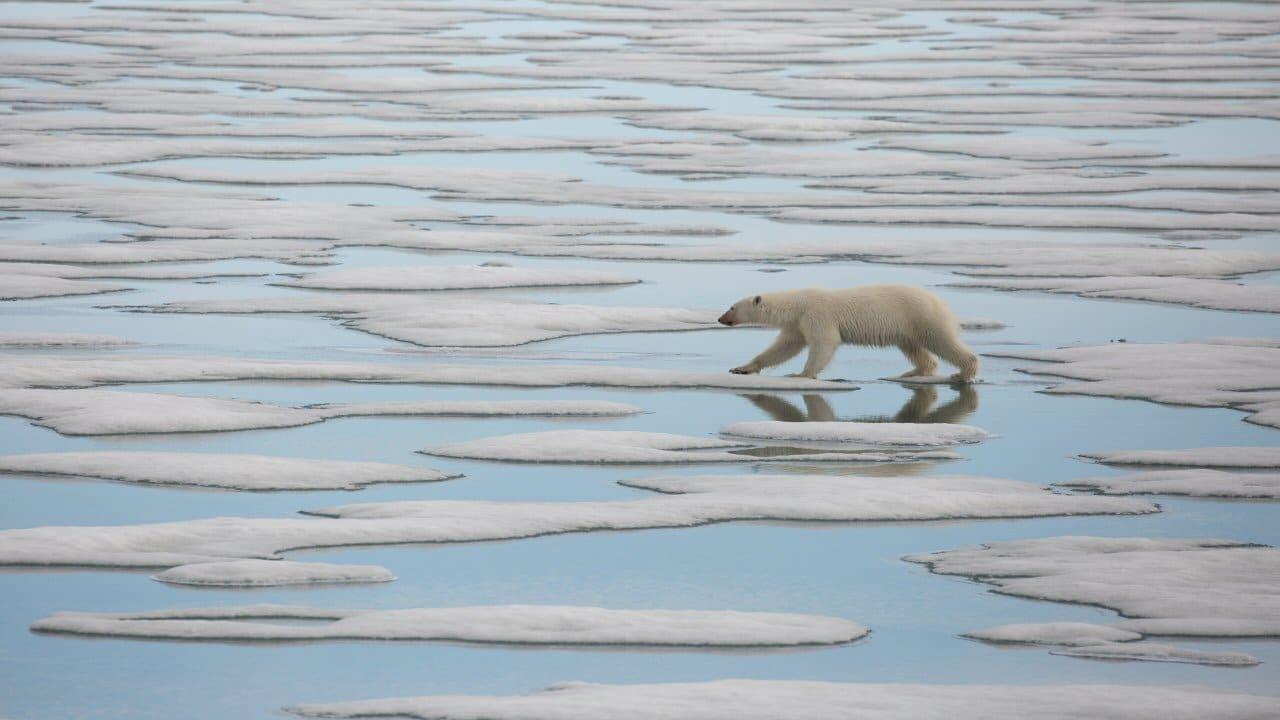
[1052,643,1260,666]
[285,679,1280,720]
[424,429,958,464]
[1059,469,1280,499]
[721,422,990,448]
[964,622,1259,666]
[153,560,395,586]
[959,318,1006,331]
[276,265,639,292]
[954,277,1280,313]
[0,332,135,348]
[0,354,851,392]
[964,622,1141,646]
[1082,447,1280,469]
[31,604,865,647]
[0,475,1153,568]
[0,273,127,300]
[907,537,1280,637]
[0,387,641,436]
[130,296,717,347]
[992,340,1280,429]
[0,452,457,491]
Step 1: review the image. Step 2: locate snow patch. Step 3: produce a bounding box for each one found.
[154,560,395,587]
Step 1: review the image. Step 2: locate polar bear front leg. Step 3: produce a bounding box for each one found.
[795,327,840,379]
[731,328,804,374]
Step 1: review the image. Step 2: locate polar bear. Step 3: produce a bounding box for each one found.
[718,284,979,381]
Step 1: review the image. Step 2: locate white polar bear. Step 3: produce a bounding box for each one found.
[718,284,979,381]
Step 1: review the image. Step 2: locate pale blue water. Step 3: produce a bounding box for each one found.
[2,1,1279,718]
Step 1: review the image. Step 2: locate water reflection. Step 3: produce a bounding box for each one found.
[742,386,979,425]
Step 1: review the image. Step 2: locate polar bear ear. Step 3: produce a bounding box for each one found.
[753,295,761,305]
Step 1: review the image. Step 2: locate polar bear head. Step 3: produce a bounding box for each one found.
[718,294,763,326]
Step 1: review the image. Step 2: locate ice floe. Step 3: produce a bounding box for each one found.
[0,354,849,392]
[0,475,1153,568]
[284,679,1280,720]
[127,296,717,347]
[0,332,135,348]
[153,560,395,587]
[964,622,1141,647]
[31,604,865,647]
[0,388,642,436]
[1082,447,1280,469]
[992,340,1280,428]
[0,452,457,491]
[954,277,1280,313]
[275,265,638,292]
[907,537,1280,637]
[1059,469,1280,499]
[1052,643,1260,666]
[0,273,127,301]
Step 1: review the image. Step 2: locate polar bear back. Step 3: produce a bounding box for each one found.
[761,284,961,348]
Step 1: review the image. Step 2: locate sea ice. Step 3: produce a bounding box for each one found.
[276,265,639,292]
[1059,469,1280,499]
[1082,447,1280,469]
[153,560,396,586]
[0,452,457,491]
[720,421,990,447]
[0,475,1153,568]
[284,679,1280,720]
[0,332,135,348]
[992,340,1280,429]
[31,604,866,647]
[907,537,1280,637]
[964,622,1141,646]
[1052,643,1260,666]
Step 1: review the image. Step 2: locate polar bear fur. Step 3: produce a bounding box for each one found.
[718,284,979,381]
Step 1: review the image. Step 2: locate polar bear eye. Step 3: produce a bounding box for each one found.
[753,296,761,305]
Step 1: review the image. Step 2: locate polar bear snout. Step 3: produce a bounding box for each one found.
[718,310,739,326]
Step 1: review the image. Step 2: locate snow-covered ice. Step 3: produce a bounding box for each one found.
[153,560,396,587]
[964,622,1141,647]
[1082,447,1280,469]
[0,388,639,436]
[992,340,1280,428]
[31,605,866,647]
[0,332,135,348]
[1052,643,1260,666]
[0,475,1153,568]
[1059,469,1280,499]
[276,265,639,292]
[0,452,457,491]
[284,679,1280,720]
[907,537,1280,637]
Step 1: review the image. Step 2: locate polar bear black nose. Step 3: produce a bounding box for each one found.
[718,311,736,326]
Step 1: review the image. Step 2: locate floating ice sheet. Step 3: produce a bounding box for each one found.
[31,604,866,647]
[0,452,458,491]
[284,679,1280,720]
[907,537,1280,637]
[1059,469,1280,499]
[128,296,718,347]
[0,332,135,348]
[1052,643,1259,666]
[276,265,639,292]
[153,560,395,587]
[992,340,1280,429]
[964,622,1141,647]
[0,273,127,301]
[955,277,1280,313]
[1082,447,1280,469]
[0,475,1153,568]
[0,388,642,436]
[0,354,850,392]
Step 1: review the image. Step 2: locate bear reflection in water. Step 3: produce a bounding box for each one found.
[742,386,978,425]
